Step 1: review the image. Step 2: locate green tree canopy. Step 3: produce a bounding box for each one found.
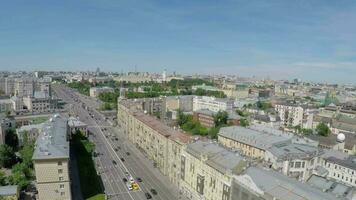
[5,128,18,150]
[214,111,228,127]
[316,123,331,137]
[0,145,17,168]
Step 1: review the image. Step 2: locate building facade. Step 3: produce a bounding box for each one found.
[32,115,71,200]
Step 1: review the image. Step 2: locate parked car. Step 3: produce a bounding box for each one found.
[150,189,157,195]
[145,192,152,199]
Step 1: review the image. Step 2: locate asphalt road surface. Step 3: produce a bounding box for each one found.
[53,84,184,200]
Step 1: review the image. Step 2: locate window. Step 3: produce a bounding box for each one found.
[59,177,64,181]
[58,161,62,166]
[58,169,63,174]
[60,192,65,196]
[60,184,64,189]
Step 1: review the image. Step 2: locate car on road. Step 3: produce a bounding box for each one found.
[120,158,125,162]
[145,192,152,199]
[129,177,135,184]
[122,178,127,182]
[125,171,129,176]
[126,152,130,156]
[150,189,157,195]
[126,183,133,191]
[114,148,118,152]
[136,177,142,182]
[112,160,117,165]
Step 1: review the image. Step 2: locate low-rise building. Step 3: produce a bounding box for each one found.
[218,126,291,159]
[265,143,323,181]
[193,109,241,128]
[0,185,19,200]
[322,154,356,187]
[89,86,114,97]
[32,115,71,200]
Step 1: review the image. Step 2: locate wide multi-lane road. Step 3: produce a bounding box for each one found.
[53,84,182,200]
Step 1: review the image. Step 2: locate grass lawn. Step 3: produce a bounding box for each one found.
[71,134,104,199]
[86,194,105,200]
[31,117,49,124]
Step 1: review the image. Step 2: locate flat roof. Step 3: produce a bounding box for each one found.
[33,114,69,160]
[219,126,291,150]
[268,143,322,160]
[241,166,351,200]
[0,185,17,196]
[186,141,244,174]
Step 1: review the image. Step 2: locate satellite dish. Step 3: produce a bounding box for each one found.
[337,133,345,142]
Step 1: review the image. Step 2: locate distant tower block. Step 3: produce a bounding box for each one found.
[162,69,167,82]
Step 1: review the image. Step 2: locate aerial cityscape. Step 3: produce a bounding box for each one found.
[1,1,356,200]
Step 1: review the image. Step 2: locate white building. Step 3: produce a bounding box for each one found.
[89,87,114,97]
[275,103,304,127]
[193,96,234,112]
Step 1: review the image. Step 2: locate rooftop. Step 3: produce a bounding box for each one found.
[268,143,322,160]
[186,141,245,174]
[307,175,355,199]
[32,114,69,160]
[0,185,18,196]
[219,126,291,150]
[237,166,352,200]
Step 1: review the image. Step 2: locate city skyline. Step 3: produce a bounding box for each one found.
[1,0,356,84]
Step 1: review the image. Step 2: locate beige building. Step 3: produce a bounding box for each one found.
[180,141,246,200]
[218,126,291,159]
[32,115,71,200]
[117,99,193,185]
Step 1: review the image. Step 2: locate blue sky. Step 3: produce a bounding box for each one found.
[0,0,356,83]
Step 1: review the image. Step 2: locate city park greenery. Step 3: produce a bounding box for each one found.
[67,78,225,111]
[0,130,35,189]
[177,110,229,139]
[71,131,104,200]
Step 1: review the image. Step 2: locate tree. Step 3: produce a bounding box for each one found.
[316,123,331,136]
[19,143,34,168]
[5,128,18,150]
[240,118,249,127]
[0,171,6,186]
[214,111,228,127]
[0,145,17,168]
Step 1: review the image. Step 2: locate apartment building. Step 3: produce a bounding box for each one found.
[117,99,193,184]
[89,86,114,97]
[14,78,34,97]
[32,115,71,200]
[23,92,60,113]
[275,103,304,127]
[180,141,246,200]
[218,126,291,159]
[265,143,323,181]
[193,96,234,112]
